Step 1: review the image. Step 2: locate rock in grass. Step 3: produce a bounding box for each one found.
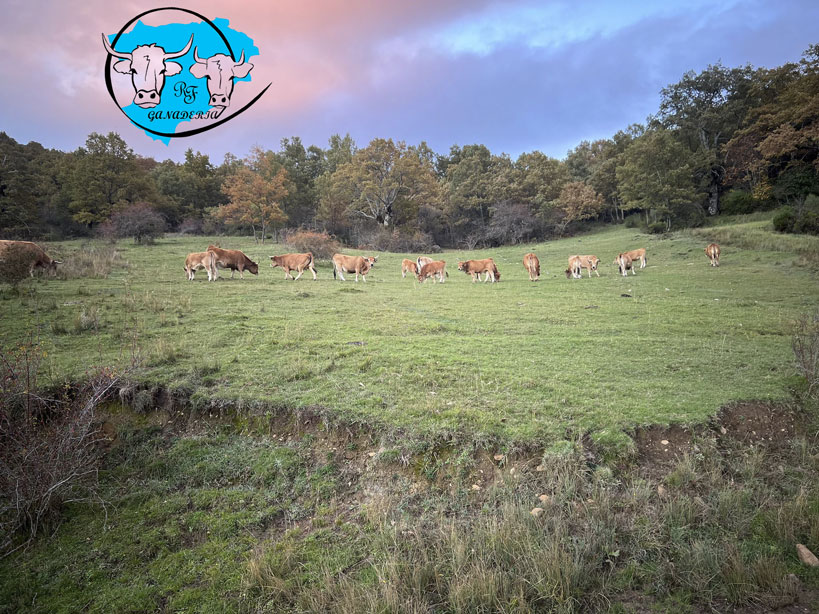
[538,494,549,503]
[796,544,819,567]
[530,507,544,517]
[471,484,481,491]
[493,454,504,461]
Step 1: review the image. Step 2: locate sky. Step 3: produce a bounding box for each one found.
[0,0,817,164]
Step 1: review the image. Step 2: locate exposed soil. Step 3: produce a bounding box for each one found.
[716,400,804,446]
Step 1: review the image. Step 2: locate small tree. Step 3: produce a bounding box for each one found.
[106,202,165,244]
[0,342,120,553]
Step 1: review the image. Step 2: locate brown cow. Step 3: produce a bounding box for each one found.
[621,248,647,268]
[705,243,721,267]
[615,253,634,277]
[418,260,447,283]
[0,240,61,276]
[401,258,419,278]
[565,255,600,279]
[457,258,500,282]
[184,251,217,281]
[523,253,540,281]
[332,253,377,282]
[270,252,317,280]
[207,245,258,279]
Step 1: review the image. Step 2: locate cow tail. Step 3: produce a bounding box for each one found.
[307,252,314,269]
[332,260,337,279]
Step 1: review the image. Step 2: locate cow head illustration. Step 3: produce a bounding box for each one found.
[102,33,194,108]
[189,48,254,109]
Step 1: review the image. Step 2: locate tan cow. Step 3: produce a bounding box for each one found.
[565,255,600,279]
[207,245,258,279]
[270,252,317,280]
[332,253,377,282]
[457,258,500,282]
[0,240,61,276]
[705,243,721,267]
[184,251,217,281]
[401,259,419,278]
[615,253,634,277]
[418,260,447,283]
[416,256,434,272]
[621,248,646,268]
[523,253,540,281]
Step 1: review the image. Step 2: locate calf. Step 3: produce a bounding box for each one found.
[615,253,634,277]
[565,255,600,279]
[184,251,217,281]
[270,252,317,280]
[705,243,720,267]
[401,258,419,278]
[207,245,258,279]
[418,260,447,283]
[332,253,377,282]
[523,253,540,281]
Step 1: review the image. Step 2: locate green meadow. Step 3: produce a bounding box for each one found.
[2,218,817,445]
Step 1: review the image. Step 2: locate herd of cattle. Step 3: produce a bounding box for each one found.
[0,240,722,281]
[180,242,723,283]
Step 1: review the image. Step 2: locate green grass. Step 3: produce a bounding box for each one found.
[2,224,817,445]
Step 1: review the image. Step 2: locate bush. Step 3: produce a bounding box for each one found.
[0,342,120,553]
[283,230,342,260]
[178,218,204,235]
[0,243,35,286]
[721,190,758,215]
[355,227,434,253]
[103,202,166,244]
[792,312,819,398]
[773,206,819,235]
[623,214,642,228]
[646,221,667,234]
[772,207,797,233]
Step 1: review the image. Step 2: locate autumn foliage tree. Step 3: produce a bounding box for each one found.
[553,181,605,235]
[213,147,288,244]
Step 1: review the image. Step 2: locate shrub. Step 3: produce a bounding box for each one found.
[178,217,204,235]
[104,202,166,244]
[354,227,434,253]
[646,221,667,234]
[0,342,120,553]
[0,243,35,286]
[283,230,342,260]
[623,214,642,228]
[721,190,757,215]
[772,206,797,233]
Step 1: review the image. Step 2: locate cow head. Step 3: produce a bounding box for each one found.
[246,260,259,275]
[457,261,467,272]
[189,49,254,109]
[270,256,281,269]
[364,255,377,267]
[102,34,193,108]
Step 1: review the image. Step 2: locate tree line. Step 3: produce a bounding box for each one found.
[1,44,817,248]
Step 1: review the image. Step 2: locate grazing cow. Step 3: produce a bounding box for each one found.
[184,251,217,281]
[457,258,500,282]
[705,243,721,267]
[189,48,254,111]
[0,240,61,276]
[615,253,634,277]
[401,259,419,278]
[332,253,377,282]
[523,253,540,281]
[418,260,447,283]
[565,255,600,279]
[207,245,258,279]
[620,248,647,268]
[270,252,317,280]
[102,33,194,109]
[416,256,434,273]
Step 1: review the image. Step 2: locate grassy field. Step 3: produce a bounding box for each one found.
[2,220,819,613]
[2,222,818,446]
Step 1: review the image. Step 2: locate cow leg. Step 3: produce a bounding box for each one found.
[294,268,304,281]
[338,269,346,281]
[310,265,317,280]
